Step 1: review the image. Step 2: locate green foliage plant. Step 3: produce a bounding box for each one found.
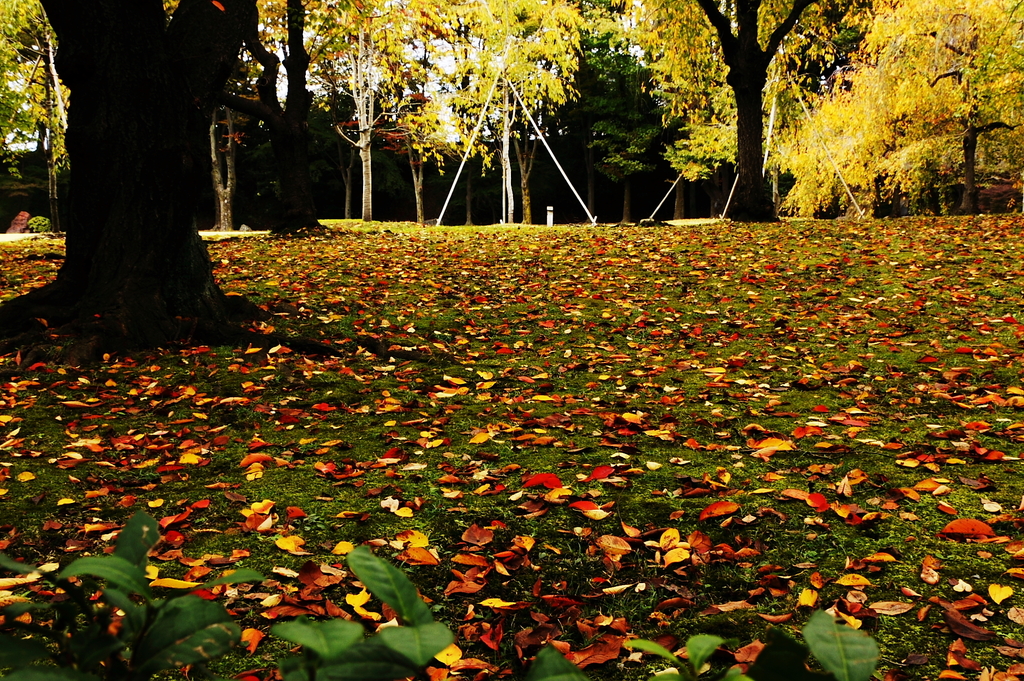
[26,217,50,233]
[623,611,879,681]
[0,511,263,681]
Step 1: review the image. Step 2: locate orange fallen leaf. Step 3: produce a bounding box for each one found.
[699,500,740,521]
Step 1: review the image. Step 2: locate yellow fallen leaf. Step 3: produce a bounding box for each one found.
[346,589,372,607]
[250,499,275,514]
[260,594,282,608]
[469,432,491,444]
[331,541,355,555]
[150,578,202,589]
[662,547,691,567]
[16,472,35,482]
[178,453,201,464]
[395,529,429,548]
[835,611,862,629]
[479,598,518,608]
[147,499,164,508]
[56,498,76,506]
[989,583,1013,604]
[394,507,414,518]
[275,535,307,554]
[0,575,40,589]
[435,643,463,666]
[659,528,681,551]
[836,574,872,587]
[798,588,818,607]
[145,565,159,579]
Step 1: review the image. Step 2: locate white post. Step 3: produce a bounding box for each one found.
[546,206,553,227]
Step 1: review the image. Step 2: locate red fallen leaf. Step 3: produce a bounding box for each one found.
[523,472,564,488]
[311,403,337,412]
[211,0,225,10]
[480,617,505,651]
[812,405,830,413]
[806,493,829,512]
[938,518,995,541]
[191,499,211,510]
[953,347,975,354]
[285,506,307,519]
[461,523,494,546]
[158,507,192,529]
[917,355,939,363]
[565,634,624,668]
[583,465,615,482]
[942,609,996,641]
[568,500,599,510]
[699,500,740,521]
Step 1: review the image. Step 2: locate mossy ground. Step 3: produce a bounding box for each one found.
[2,216,1024,680]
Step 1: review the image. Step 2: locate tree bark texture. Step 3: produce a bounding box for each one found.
[621,176,633,223]
[514,131,537,224]
[674,177,686,220]
[0,0,257,363]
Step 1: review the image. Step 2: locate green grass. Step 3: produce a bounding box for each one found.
[2,216,1024,680]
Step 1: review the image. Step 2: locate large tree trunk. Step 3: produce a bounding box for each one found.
[673,177,685,220]
[695,0,816,222]
[409,149,425,224]
[501,85,514,224]
[959,125,979,215]
[728,76,774,221]
[0,0,262,364]
[514,132,536,225]
[621,177,633,223]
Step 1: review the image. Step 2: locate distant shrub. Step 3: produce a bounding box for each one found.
[26,216,50,233]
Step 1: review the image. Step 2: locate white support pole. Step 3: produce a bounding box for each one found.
[509,83,598,225]
[719,174,740,219]
[795,90,865,218]
[648,173,683,221]
[435,73,502,226]
[763,96,778,174]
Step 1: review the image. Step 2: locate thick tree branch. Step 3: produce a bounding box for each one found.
[975,121,1015,135]
[930,70,961,87]
[218,91,279,127]
[241,13,285,119]
[763,0,819,65]
[282,0,311,124]
[693,0,739,57]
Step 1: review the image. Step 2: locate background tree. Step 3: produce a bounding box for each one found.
[638,0,869,221]
[210,107,238,231]
[0,0,67,231]
[0,0,261,363]
[220,0,321,233]
[781,0,1024,217]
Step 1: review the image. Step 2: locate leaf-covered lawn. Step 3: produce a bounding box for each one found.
[2,216,1024,680]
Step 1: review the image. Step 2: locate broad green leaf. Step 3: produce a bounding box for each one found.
[131,595,240,676]
[58,556,151,599]
[624,639,680,666]
[523,645,590,681]
[686,634,725,673]
[747,627,833,681]
[803,611,879,681]
[2,669,100,681]
[377,622,454,667]
[113,511,160,568]
[0,553,38,575]
[346,546,433,627]
[199,569,265,590]
[271,618,364,663]
[316,661,421,681]
[0,633,51,667]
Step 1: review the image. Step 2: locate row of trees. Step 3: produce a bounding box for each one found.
[0,0,1022,362]
[2,0,1023,234]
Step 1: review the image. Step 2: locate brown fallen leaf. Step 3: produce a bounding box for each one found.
[461,523,494,546]
[943,609,997,641]
[870,601,916,616]
[565,634,623,668]
[922,555,943,585]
